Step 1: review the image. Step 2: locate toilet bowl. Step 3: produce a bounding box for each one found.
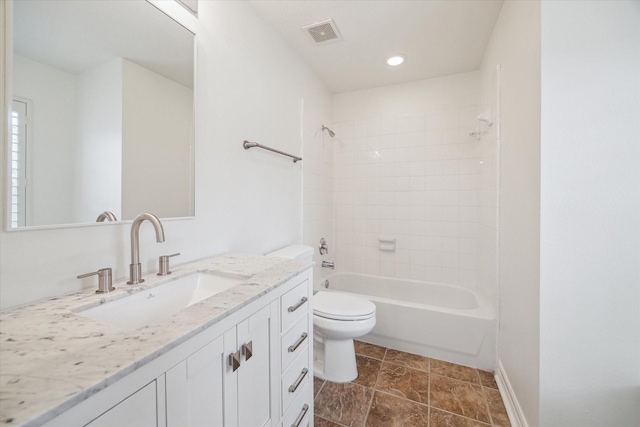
[266,245,377,383]
[313,290,376,383]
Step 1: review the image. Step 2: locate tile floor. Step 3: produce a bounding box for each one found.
[313,341,511,427]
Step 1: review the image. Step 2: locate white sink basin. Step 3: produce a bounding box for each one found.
[74,271,252,331]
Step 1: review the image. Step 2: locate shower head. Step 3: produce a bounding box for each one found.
[322,125,336,138]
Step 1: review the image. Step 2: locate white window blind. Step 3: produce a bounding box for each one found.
[10,99,28,228]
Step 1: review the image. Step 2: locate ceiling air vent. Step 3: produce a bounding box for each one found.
[302,19,343,44]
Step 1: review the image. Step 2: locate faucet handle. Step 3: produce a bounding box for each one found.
[78,268,114,293]
[319,238,329,255]
[158,253,180,276]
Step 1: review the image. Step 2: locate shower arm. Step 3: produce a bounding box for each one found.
[322,125,336,138]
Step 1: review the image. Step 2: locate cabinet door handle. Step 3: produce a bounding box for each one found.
[288,332,308,353]
[229,350,241,372]
[288,296,308,313]
[291,403,309,427]
[242,341,253,361]
[288,367,308,393]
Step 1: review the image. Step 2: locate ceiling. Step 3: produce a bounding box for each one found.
[249,0,504,94]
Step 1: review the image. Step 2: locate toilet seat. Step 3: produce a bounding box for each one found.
[313,291,376,321]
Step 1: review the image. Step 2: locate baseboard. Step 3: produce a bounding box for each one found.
[494,360,529,427]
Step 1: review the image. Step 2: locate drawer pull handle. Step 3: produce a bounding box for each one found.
[288,367,308,393]
[242,341,253,361]
[291,403,309,427]
[288,296,308,313]
[288,332,308,353]
[229,350,241,372]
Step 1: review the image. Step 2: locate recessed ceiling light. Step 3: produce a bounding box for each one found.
[386,55,405,66]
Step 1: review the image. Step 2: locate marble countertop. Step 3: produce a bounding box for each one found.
[0,253,312,427]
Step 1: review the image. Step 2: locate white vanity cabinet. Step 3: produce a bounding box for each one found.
[84,381,159,427]
[40,268,312,427]
[165,336,225,426]
[232,303,279,427]
[165,302,279,427]
[280,281,313,427]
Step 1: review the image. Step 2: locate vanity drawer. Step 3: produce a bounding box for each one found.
[281,346,310,413]
[281,316,309,372]
[282,382,311,427]
[281,280,309,333]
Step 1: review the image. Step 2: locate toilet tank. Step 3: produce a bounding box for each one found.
[266,245,314,260]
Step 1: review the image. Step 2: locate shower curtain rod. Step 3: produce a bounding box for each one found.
[243,140,302,163]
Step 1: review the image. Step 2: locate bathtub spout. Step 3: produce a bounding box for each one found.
[322,261,335,270]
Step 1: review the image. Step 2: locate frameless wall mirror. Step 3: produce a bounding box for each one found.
[8,0,195,229]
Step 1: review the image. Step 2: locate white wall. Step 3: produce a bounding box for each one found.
[12,55,77,226]
[333,73,479,122]
[121,59,193,219]
[331,73,484,288]
[539,1,640,425]
[193,1,330,257]
[0,1,331,309]
[480,1,541,425]
[75,58,123,223]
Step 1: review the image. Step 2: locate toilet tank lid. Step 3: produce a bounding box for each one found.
[266,245,314,260]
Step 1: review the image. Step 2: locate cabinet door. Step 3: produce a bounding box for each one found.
[85,381,157,427]
[166,335,225,426]
[237,304,276,427]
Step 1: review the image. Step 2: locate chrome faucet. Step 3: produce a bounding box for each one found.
[96,211,117,222]
[321,261,335,270]
[128,213,165,284]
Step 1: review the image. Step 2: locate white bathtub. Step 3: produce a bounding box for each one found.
[320,273,496,371]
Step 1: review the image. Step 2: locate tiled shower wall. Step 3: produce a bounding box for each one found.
[332,108,485,288]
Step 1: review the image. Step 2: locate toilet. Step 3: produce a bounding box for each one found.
[266,245,376,383]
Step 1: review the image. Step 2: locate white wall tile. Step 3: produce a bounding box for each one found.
[425,206,444,221]
[425,145,444,160]
[425,114,441,130]
[424,236,443,251]
[394,115,411,134]
[353,120,367,138]
[395,192,411,206]
[425,130,441,145]
[395,263,411,279]
[441,128,460,145]
[380,116,395,135]
[394,162,412,177]
[366,118,381,136]
[395,206,412,221]
[410,264,427,281]
[460,253,478,270]
[442,268,460,285]
[425,251,444,267]
[409,132,426,147]
[441,111,460,129]
[425,266,443,282]
[332,90,489,290]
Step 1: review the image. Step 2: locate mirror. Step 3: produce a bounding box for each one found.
[8,0,195,229]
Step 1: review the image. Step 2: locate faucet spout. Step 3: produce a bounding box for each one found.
[96,211,118,222]
[128,212,165,284]
[321,261,335,270]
